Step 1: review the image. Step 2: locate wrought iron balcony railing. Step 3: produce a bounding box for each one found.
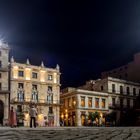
[10,97,61,106]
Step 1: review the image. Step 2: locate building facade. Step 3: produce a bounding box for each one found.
[10,57,61,126]
[61,77,140,126]
[102,52,140,83]
[0,43,10,125]
[60,87,109,126]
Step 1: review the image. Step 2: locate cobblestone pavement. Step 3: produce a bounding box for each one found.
[0,127,140,140]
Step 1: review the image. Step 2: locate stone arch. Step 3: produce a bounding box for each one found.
[0,100,4,125]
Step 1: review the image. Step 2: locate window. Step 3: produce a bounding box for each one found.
[133,88,136,96]
[95,98,99,108]
[48,74,53,80]
[0,51,1,56]
[32,72,37,79]
[120,86,123,94]
[101,86,104,91]
[32,84,38,101]
[120,98,123,108]
[81,97,85,107]
[112,84,116,93]
[47,94,53,104]
[126,87,130,95]
[72,97,76,107]
[0,61,2,67]
[17,85,24,102]
[112,98,115,106]
[127,99,130,108]
[68,98,71,107]
[18,70,24,77]
[102,99,106,108]
[32,84,37,90]
[18,83,24,88]
[88,97,92,108]
[48,86,52,93]
[0,73,2,78]
[0,83,1,90]
[48,107,53,114]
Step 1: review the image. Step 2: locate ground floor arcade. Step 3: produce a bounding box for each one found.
[60,109,109,126]
[10,103,60,127]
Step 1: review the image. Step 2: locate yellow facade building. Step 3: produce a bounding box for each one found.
[10,57,61,127]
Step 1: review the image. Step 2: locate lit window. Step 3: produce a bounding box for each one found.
[95,98,99,108]
[102,99,106,108]
[32,72,37,79]
[72,97,76,107]
[48,74,53,80]
[88,97,92,107]
[18,70,24,77]
[81,97,85,107]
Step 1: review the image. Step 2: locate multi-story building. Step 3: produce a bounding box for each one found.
[0,42,10,126]
[61,77,140,126]
[60,87,109,126]
[84,77,140,124]
[10,57,61,126]
[102,52,140,83]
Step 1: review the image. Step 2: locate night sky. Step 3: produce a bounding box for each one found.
[0,0,140,88]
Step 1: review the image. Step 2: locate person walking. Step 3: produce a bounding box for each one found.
[29,105,37,128]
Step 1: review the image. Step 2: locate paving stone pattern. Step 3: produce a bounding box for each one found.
[0,127,140,140]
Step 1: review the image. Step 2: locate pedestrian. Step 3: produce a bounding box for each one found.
[29,105,38,128]
[9,106,17,128]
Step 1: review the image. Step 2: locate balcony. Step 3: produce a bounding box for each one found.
[10,97,61,106]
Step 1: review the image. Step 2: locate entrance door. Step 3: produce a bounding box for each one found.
[0,100,4,125]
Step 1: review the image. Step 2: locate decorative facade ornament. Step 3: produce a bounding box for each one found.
[10,56,14,63]
[26,58,30,65]
[56,64,60,70]
[41,61,44,67]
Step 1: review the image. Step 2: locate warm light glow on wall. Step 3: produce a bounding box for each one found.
[53,72,57,83]
[13,66,18,79]
[40,70,46,82]
[38,114,44,121]
[25,68,31,80]
[24,113,29,121]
